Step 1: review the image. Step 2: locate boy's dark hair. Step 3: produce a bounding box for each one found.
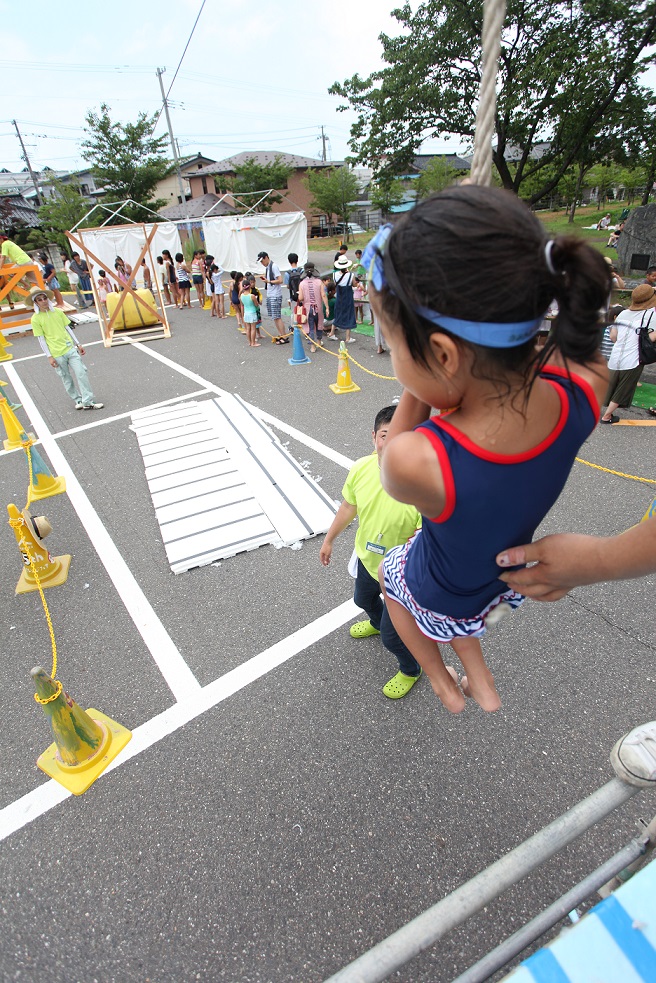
[374,405,396,432]
[288,253,298,264]
[156,255,163,263]
[175,253,184,262]
[99,270,105,277]
[355,249,362,257]
[378,185,611,382]
[211,263,218,272]
[646,266,656,275]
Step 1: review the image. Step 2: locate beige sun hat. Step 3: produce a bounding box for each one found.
[29,285,54,303]
[334,255,352,270]
[629,284,656,311]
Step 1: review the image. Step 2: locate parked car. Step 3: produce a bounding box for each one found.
[335,222,366,236]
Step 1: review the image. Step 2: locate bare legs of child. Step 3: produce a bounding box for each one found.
[383,592,501,714]
[246,323,260,347]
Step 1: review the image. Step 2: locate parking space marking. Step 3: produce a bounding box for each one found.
[130,341,355,471]
[50,389,212,439]
[0,599,358,843]
[4,362,202,704]
[9,339,106,364]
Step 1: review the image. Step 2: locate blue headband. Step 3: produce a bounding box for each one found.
[362,223,544,349]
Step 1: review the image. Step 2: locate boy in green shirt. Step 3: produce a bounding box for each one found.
[30,287,104,411]
[320,405,423,698]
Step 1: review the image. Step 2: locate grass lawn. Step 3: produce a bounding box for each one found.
[307,231,375,252]
[535,202,633,261]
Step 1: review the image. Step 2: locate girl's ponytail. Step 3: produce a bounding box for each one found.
[545,236,611,364]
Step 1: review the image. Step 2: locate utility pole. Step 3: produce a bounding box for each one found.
[12,119,42,205]
[156,67,189,220]
[320,126,327,163]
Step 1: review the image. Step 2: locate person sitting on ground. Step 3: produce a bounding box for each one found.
[607,221,624,247]
[30,286,103,411]
[320,405,423,699]
[597,213,611,230]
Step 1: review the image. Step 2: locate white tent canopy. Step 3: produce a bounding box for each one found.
[77,222,182,282]
[201,211,307,273]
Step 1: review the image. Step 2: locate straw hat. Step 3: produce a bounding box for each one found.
[334,255,352,270]
[629,284,656,311]
[29,285,54,303]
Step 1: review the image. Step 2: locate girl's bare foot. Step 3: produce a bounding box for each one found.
[429,666,466,714]
[252,342,261,347]
[460,673,501,712]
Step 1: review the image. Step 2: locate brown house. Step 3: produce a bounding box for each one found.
[187,152,343,228]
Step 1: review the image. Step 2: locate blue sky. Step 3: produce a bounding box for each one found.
[1,0,465,178]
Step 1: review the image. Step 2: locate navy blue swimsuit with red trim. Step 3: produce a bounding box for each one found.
[403,367,599,620]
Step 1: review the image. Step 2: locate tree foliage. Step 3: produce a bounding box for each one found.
[81,104,171,219]
[222,157,293,212]
[305,167,360,229]
[369,176,405,215]
[37,178,91,251]
[330,1,656,204]
[415,157,463,199]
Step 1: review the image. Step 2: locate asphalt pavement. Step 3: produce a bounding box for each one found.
[1,295,655,983]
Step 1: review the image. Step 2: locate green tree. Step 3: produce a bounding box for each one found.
[222,157,293,212]
[306,167,360,234]
[415,157,461,199]
[36,178,91,251]
[330,1,656,204]
[369,176,405,215]
[81,104,171,219]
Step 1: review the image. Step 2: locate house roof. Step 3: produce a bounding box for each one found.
[193,152,341,177]
[409,154,471,173]
[178,153,217,172]
[0,192,40,227]
[158,192,235,220]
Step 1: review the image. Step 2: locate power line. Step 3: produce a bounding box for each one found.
[151,0,207,133]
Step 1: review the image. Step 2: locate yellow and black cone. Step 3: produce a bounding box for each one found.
[23,437,66,503]
[32,667,132,795]
[0,397,35,450]
[7,503,71,594]
[329,342,360,394]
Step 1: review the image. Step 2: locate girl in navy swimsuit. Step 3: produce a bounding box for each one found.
[362,186,610,715]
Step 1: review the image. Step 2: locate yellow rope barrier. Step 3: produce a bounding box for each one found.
[575,457,656,487]
[12,444,62,704]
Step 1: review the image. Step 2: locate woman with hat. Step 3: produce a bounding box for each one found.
[327,254,357,344]
[29,286,104,411]
[601,283,656,423]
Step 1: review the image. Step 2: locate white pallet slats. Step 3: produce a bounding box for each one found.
[131,396,337,573]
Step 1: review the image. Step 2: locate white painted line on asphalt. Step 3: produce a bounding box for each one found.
[9,339,106,363]
[130,341,354,471]
[4,363,202,704]
[0,599,358,843]
[49,389,212,439]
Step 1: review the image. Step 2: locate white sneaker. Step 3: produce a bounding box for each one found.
[75,402,83,410]
[82,402,104,410]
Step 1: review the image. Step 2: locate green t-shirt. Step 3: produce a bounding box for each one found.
[342,452,421,579]
[1,240,32,265]
[31,308,75,357]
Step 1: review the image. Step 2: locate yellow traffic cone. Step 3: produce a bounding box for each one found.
[23,437,67,503]
[0,379,20,410]
[0,331,13,362]
[643,497,656,522]
[7,503,71,594]
[32,667,132,795]
[1,397,35,450]
[203,296,212,310]
[329,341,361,394]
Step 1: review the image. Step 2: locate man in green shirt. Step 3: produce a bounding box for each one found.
[30,287,104,411]
[320,405,423,699]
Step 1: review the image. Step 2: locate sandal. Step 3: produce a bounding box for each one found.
[648,407,656,417]
[383,670,422,699]
[600,415,619,424]
[349,620,380,639]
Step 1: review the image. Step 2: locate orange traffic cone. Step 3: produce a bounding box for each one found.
[329,341,361,394]
[23,437,66,503]
[0,398,35,450]
[7,503,71,594]
[32,667,132,795]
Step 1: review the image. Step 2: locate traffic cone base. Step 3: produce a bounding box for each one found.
[1,398,34,449]
[288,326,311,365]
[329,343,361,394]
[28,475,67,503]
[16,552,71,594]
[37,708,132,795]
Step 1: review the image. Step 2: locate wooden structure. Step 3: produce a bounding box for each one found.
[0,263,53,336]
[66,223,171,348]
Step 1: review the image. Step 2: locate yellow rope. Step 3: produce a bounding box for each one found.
[17,443,62,704]
[575,457,656,487]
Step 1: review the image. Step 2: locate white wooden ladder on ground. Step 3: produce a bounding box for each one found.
[131,394,337,573]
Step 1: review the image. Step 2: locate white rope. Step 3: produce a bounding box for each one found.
[469,0,507,186]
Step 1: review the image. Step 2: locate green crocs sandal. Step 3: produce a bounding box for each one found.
[350,620,381,639]
[383,669,422,699]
